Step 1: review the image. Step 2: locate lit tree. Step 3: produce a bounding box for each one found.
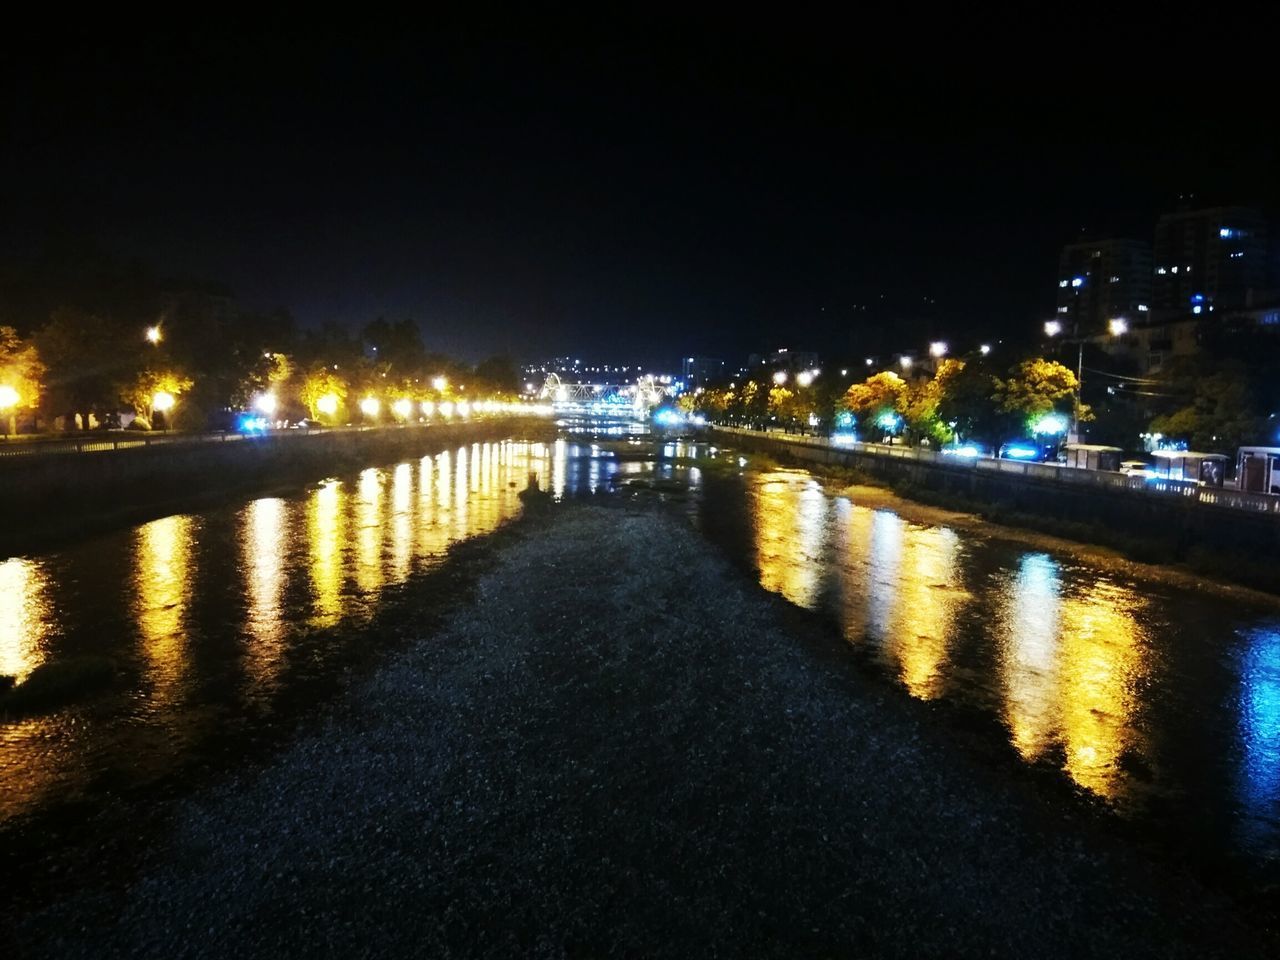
[299,365,348,421]
[122,368,194,428]
[994,358,1089,434]
[839,371,908,433]
[0,326,44,432]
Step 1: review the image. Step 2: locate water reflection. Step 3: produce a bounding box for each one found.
[1237,628,1280,855]
[134,514,195,704]
[0,558,50,679]
[242,498,287,688]
[308,480,345,627]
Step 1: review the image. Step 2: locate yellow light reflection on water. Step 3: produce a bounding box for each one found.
[355,468,385,595]
[998,557,1148,800]
[0,557,50,679]
[242,497,286,686]
[752,472,827,608]
[885,525,963,700]
[389,462,413,583]
[308,480,345,626]
[134,514,195,701]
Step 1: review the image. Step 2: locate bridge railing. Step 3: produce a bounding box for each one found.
[711,424,1280,516]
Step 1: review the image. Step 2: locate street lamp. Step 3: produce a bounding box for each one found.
[431,376,448,393]
[316,394,339,418]
[145,326,162,345]
[979,344,991,356]
[0,384,18,437]
[796,370,813,388]
[1044,320,1063,337]
[900,356,913,370]
[360,397,380,419]
[929,341,948,358]
[254,392,277,416]
[772,370,788,385]
[1109,317,1129,336]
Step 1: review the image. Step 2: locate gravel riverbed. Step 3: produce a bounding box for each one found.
[16,503,1277,958]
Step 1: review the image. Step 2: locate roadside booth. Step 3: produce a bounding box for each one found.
[1150,450,1228,487]
[1236,446,1280,494]
[1063,443,1123,472]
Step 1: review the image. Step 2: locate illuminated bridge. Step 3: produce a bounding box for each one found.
[537,373,670,417]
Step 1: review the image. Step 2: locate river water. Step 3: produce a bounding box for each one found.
[2,435,1279,881]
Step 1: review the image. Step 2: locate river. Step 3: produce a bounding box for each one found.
[2,434,1278,886]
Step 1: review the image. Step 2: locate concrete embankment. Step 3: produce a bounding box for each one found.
[717,428,1280,590]
[13,502,1274,958]
[0,418,555,554]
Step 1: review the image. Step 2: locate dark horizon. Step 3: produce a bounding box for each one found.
[3,28,1277,367]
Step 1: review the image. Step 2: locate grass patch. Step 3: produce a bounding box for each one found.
[1,656,118,717]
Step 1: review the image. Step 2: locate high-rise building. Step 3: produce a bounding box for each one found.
[1054,239,1152,334]
[1152,203,1268,321]
[681,356,726,388]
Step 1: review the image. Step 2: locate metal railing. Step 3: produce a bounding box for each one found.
[711,425,1280,516]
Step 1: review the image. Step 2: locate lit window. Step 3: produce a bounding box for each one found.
[1058,280,1069,288]
[1156,267,1167,275]
[1057,306,1069,314]
[1109,275,1121,283]
[1071,277,1085,288]
[1220,227,1236,239]
[1138,304,1149,312]
[1230,251,1245,259]
[1192,305,1203,314]
[1171,266,1179,274]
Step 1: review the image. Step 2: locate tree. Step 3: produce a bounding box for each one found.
[0,326,44,432]
[994,358,1089,438]
[34,309,132,429]
[902,359,963,446]
[1149,360,1261,452]
[839,371,907,434]
[121,367,194,428]
[472,355,520,398]
[299,365,349,421]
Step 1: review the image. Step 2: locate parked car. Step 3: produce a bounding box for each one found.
[1119,459,1156,480]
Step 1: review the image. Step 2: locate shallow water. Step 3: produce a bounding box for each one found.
[695,466,1280,872]
[3,436,1279,881]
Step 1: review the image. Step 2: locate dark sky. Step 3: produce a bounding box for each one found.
[3,26,1276,366]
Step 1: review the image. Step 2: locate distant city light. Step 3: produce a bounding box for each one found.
[456,400,471,417]
[1108,318,1128,336]
[439,401,454,418]
[360,397,380,417]
[316,394,339,417]
[1004,444,1039,460]
[420,400,436,417]
[392,398,412,419]
[145,326,162,344]
[1044,320,1063,337]
[979,344,991,355]
[899,356,912,369]
[796,371,813,387]
[431,376,448,392]
[929,341,948,358]
[840,368,848,376]
[1071,277,1085,288]
[772,371,788,385]
[253,392,277,416]
[865,358,874,366]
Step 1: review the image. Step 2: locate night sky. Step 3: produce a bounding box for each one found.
[3,26,1276,366]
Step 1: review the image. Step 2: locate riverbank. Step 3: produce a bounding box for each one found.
[0,418,556,556]
[721,430,1280,597]
[14,502,1275,958]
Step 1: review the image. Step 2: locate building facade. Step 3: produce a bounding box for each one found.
[1055,239,1153,335]
[1152,204,1268,321]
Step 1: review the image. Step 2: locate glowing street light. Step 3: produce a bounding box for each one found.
[899,356,913,370]
[420,400,436,417]
[145,326,162,345]
[865,358,874,366]
[431,376,448,393]
[253,392,277,416]
[359,397,380,418]
[796,371,814,388]
[0,385,18,410]
[1044,320,1063,337]
[152,391,175,413]
[316,394,339,417]
[1109,317,1129,336]
[979,344,992,355]
[772,371,788,385]
[929,341,948,358]
[392,398,412,420]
